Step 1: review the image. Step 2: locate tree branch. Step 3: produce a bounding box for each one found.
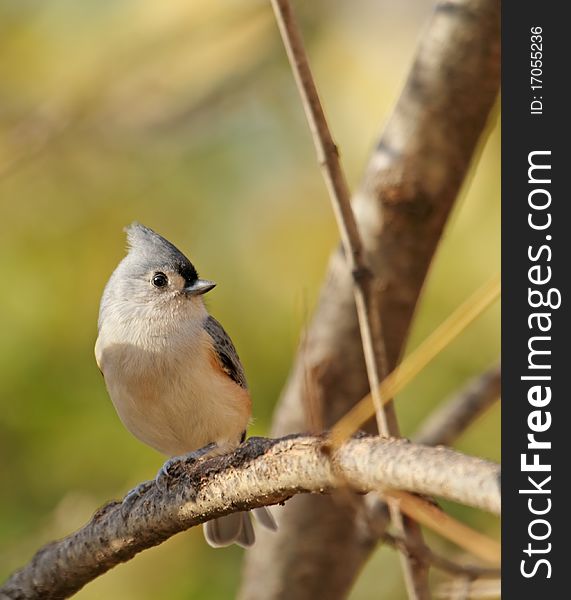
[437,577,500,600]
[239,0,500,598]
[0,435,499,600]
[382,533,501,579]
[414,363,500,447]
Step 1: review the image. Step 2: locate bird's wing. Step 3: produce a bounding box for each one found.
[204,315,248,390]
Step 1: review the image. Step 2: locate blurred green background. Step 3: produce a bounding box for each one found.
[0,1,499,598]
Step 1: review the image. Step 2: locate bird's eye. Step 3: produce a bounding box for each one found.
[151,272,168,288]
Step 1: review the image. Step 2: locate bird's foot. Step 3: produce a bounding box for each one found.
[155,442,217,493]
[120,480,154,518]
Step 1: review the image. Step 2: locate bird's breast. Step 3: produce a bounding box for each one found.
[96,324,251,456]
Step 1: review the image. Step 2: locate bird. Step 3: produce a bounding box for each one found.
[94,222,276,547]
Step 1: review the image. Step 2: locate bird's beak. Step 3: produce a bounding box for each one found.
[184,279,216,296]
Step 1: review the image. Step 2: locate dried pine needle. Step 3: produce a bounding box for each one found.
[386,490,501,565]
[329,274,500,448]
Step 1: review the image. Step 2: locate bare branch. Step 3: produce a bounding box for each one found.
[383,533,501,579]
[437,577,501,599]
[240,0,500,598]
[268,0,429,595]
[0,435,499,600]
[415,364,500,447]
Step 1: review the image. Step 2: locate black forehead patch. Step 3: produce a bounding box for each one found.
[178,262,199,286]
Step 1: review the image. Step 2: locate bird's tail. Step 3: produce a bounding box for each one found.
[203,507,277,548]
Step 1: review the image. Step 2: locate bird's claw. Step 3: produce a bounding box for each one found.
[155,458,178,493]
[155,442,218,493]
[121,480,153,518]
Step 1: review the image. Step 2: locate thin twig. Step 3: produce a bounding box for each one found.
[415,364,500,447]
[269,0,390,433]
[268,1,430,596]
[383,533,501,579]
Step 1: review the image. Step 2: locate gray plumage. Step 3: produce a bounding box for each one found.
[204,315,248,390]
[204,512,255,549]
[204,509,277,548]
[98,223,199,330]
[125,222,199,285]
[95,222,276,549]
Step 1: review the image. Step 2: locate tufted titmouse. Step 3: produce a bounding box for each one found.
[95,223,276,547]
